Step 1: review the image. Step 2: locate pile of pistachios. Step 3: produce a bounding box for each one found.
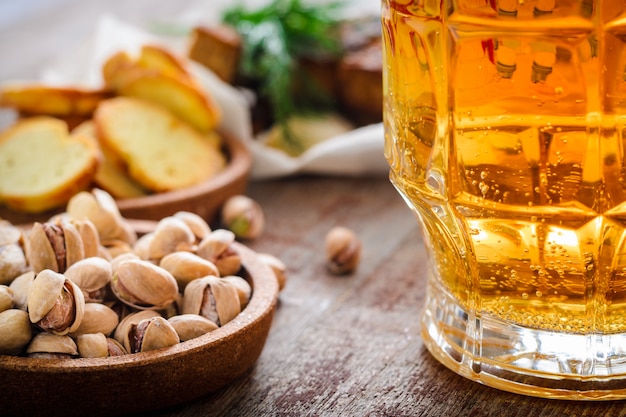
[0,188,286,358]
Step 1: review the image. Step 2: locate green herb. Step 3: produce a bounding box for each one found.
[222,0,345,154]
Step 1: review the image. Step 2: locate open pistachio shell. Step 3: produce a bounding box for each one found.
[26,220,85,274]
[113,310,161,351]
[26,332,78,358]
[27,269,85,335]
[70,302,119,336]
[0,285,15,312]
[111,259,179,310]
[168,313,217,342]
[64,257,112,302]
[8,271,35,311]
[0,243,28,286]
[130,316,180,353]
[182,276,241,327]
[173,211,211,241]
[0,309,32,355]
[196,229,241,276]
[147,217,196,260]
[76,333,109,358]
[70,219,101,258]
[159,251,220,290]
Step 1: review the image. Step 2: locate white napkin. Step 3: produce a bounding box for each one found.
[37,14,389,180]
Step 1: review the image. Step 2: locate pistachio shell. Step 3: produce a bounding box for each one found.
[26,332,78,357]
[27,270,85,335]
[64,257,112,301]
[0,243,28,285]
[63,220,86,270]
[66,189,122,244]
[168,314,217,341]
[183,276,241,327]
[0,309,32,355]
[8,271,35,311]
[76,333,109,358]
[26,222,58,273]
[173,211,211,240]
[147,217,195,260]
[131,316,180,353]
[133,232,154,260]
[106,337,127,356]
[221,276,252,309]
[109,252,140,274]
[196,229,241,276]
[0,285,15,312]
[258,253,287,291]
[0,220,22,246]
[113,310,161,351]
[70,302,119,336]
[221,195,265,240]
[159,251,220,290]
[111,260,178,310]
[71,219,101,258]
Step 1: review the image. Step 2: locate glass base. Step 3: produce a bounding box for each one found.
[421,281,626,400]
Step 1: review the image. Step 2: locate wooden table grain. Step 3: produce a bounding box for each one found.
[2,1,626,416]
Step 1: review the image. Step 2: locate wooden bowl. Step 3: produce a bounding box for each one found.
[0,242,279,417]
[0,130,251,225]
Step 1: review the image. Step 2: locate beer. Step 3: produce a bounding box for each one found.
[382,0,626,397]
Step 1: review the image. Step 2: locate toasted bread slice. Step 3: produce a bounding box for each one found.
[94,97,226,192]
[72,120,148,199]
[0,116,101,213]
[0,84,112,117]
[102,44,221,133]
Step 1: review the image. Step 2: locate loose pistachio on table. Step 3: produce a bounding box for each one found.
[221,195,265,240]
[325,226,362,275]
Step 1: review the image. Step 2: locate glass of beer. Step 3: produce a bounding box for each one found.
[381,0,626,399]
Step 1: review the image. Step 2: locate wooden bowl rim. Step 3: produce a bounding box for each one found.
[116,129,251,211]
[0,241,279,372]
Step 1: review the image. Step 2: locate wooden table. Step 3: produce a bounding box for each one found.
[2,1,626,416]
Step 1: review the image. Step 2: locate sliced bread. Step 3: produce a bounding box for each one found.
[94,97,226,192]
[0,116,100,213]
[72,120,148,199]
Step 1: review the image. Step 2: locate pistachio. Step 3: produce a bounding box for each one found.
[70,218,101,258]
[109,252,140,274]
[76,333,109,358]
[0,285,15,312]
[110,259,178,310]
[258,252,287,291]
[168,314,218,341]
[146,217,196,260]
[113,310,161,350]
[325,226,362,275]
[0,243,28,285]
[159,251,220,290]
[221,195,265,240]
[127,316,180,353]
[0,219,22,246]
[183,276,241,327]
[27,269,85,335]
[106,337,127,356]
[173,211,211,241]
[196,229,241,276]
[26,219,85,274]
[8,271,35,311]
[26,332,78,359]
[221,276,252,309]
[103,239,134,259]
[64,257,112,303]
[66,188,136,245]
[0,309,32,355]
[70,302,119,336]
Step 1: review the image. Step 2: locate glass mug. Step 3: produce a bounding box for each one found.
[381,0,626,399]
